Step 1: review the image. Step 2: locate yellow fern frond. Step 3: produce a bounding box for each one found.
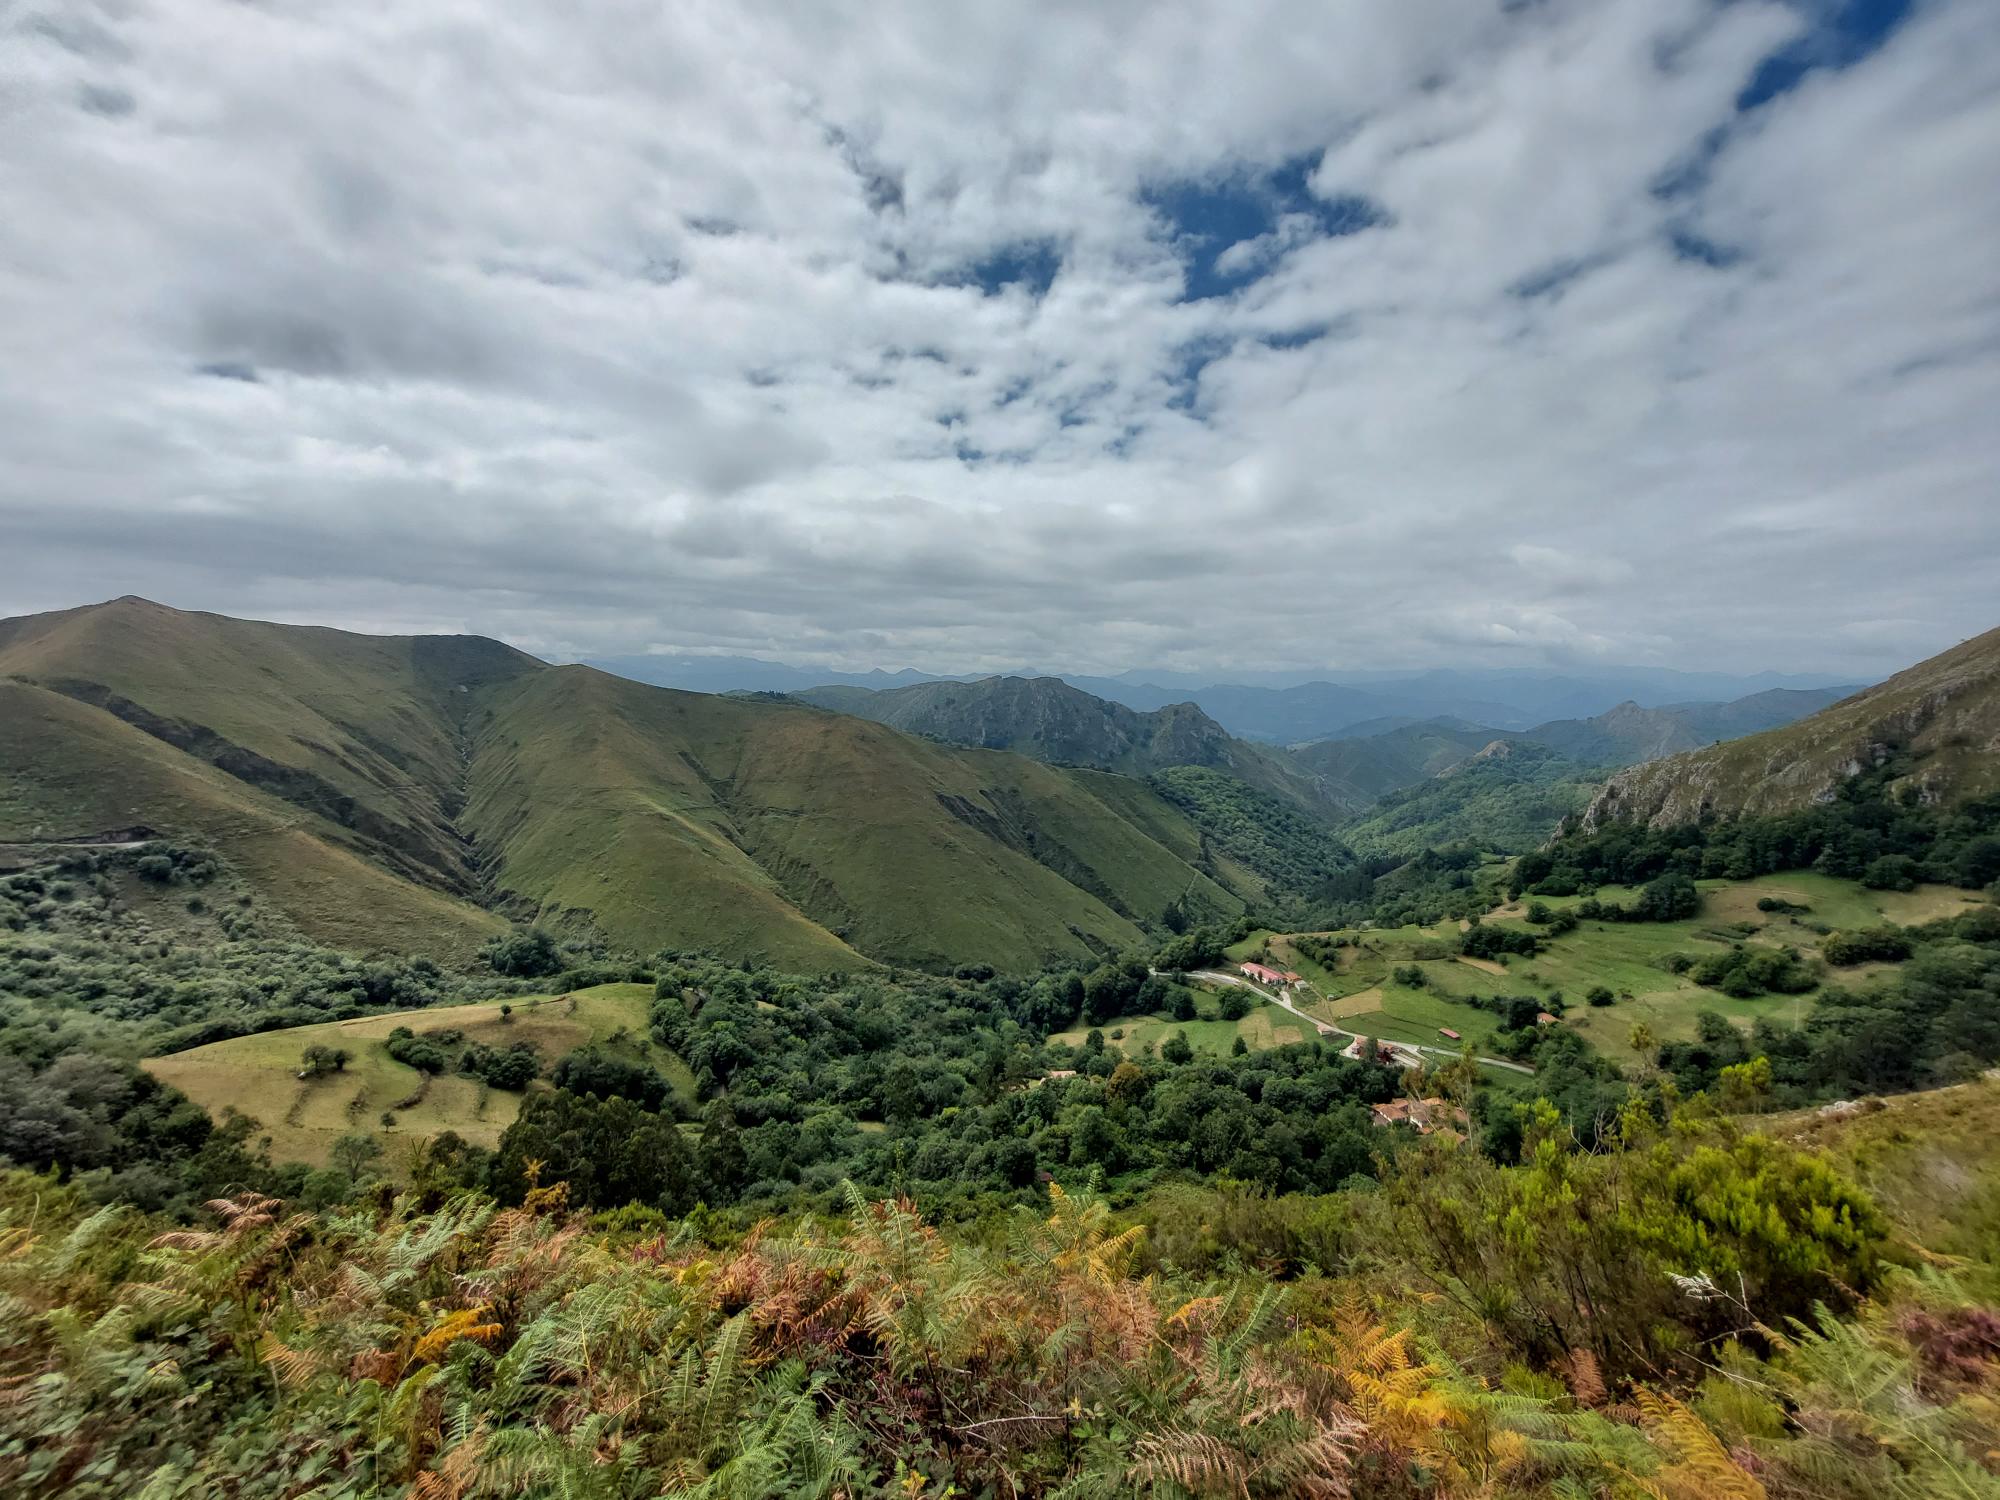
[410,1306,505,1365]
[1636,1389,1766,1500]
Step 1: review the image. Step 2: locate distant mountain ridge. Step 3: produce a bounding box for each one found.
[590,652,1861,743]
[1583,625,2000,829]
[786,675,1331,812]
[1517,687,1861,765]
[1284,686,1860,816]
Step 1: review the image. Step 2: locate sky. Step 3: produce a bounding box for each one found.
[2,0,1996,677]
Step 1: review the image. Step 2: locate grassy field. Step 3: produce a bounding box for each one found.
[1759,1072,2000,1256]
[145,983,670,1168]
[1232,869,1982,1067]
[1051,984,1311,1057]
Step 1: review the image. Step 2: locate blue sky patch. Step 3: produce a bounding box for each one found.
[962,239,1061,298]
[1143,154,1384,301]
[1737,0,1913,110]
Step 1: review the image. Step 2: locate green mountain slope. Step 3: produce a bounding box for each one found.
[466,667,1253,971]
[1,599,1261,971]
[0,596,540,895]
[1585,625,2000,827]
[787,674,1333,813]
[0,678,507,958]
[1288,720,1500,811]
[1336,740,1601,858]
[1295,688,1858,816]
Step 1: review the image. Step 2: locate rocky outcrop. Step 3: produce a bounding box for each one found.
[1581,626,2000,829]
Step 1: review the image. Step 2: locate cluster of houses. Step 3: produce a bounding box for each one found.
[1238,961,1301,987]
[1369,1096,1470,1142]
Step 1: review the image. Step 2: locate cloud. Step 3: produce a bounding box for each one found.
[0,0,1995,678]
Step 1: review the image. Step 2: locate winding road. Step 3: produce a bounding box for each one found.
[1168,968,1537,1076]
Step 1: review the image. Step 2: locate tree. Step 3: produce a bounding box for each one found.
[1586,986,1615,1008]
[330,1131,381,1181]
[551,1050,671,1110]
[1161,1031,1194,1066]
[484,927,563,977]
[1217,988,1253,1021]
[1633,872,1700,922]
[495,1090,698,1211]
[699,1100,748,1198]
[1862,855,1919,893]
[1169,986,1197,1022]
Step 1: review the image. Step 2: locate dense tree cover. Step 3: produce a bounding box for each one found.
[0,845,626,1062]
[1337,742,1602,859]
[482,925,564,977]
[1519,775,2000,898]
[548,1048,673,1110]
[1687,942,1818,998]
[1146,764,1356,898]
[493,955,1413,1214]
[1306,844,1510,930]
[9,1081,1994,1499]
[1458,916,1540,960]
[1658,902,2000,1101]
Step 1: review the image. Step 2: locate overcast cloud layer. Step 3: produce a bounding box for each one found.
[3,0,1997,675]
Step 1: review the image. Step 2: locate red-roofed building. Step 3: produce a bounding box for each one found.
[1536,1011,1558,1026]
[1371,1097,1471,1139]
[1240,962,1285,985]
[1438,1027,1461,1041]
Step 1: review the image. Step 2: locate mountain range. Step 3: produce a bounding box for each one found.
[778,673,1862,820]
[787,676,1331,812]
[591,653,1859,743]
[5,597,1985,976]
[0,599,1283,971]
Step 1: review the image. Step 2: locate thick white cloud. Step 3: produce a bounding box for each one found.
[1,0,1995,675]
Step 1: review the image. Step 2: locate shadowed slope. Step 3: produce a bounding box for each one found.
[0,679,505,957]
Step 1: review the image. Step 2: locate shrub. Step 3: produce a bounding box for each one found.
[1822,926,1914,965]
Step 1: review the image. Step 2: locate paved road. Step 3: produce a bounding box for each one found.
[1170,968,1537,1076]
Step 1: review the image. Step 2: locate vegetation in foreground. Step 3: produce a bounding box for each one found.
[4,1078,1998,1498]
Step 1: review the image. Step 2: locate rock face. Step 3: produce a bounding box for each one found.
[1581,625,2000,830]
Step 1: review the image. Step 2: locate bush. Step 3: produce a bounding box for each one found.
[550,1049,671,1111]
[484,928,563,978]
[383,1027,448,1074]
[1586,986,1615,1008]
[1822,926,1914,966]
[1862,855,1920,893]
[1691,945,1817,999]
[1217,988,1253,1021]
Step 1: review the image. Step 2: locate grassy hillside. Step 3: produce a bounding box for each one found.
[1337,740,1601,858]
[1587,623,2000,826]
[464,667,1255,971]
[146,983,664,1167]
[0,679,505,958]
[1228,868,1986,1060]
[1288,719,1498,811]
[3,600,1265,971]
[0,596,541,894]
